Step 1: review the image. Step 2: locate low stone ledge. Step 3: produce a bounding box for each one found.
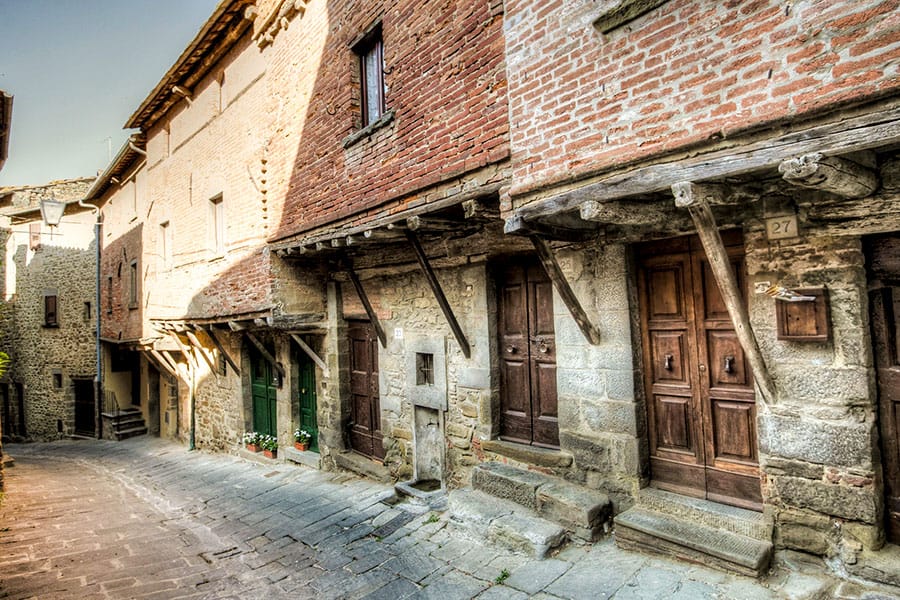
[333,450,392,483]
[282,445,321,469]
[481,439,574,468]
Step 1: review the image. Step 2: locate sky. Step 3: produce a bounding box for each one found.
[0,0,220,187]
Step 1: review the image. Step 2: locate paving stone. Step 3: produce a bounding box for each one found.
[360,575,421,600]
[410,569,489,600]
[382,549,446,583]
[476,585,530,600]
[504,558,571,594]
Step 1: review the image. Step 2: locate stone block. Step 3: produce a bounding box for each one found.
[758,415,872,470]
[457,367,489,389]
[842,522,883,551]
[774,367,871,404]
[488,511,566,557]
[536,482,611,541]
[605,369,636,401]
[579,399,637,436]
[777,522,831,556]
[471,461,548,509]
[459,401,478,418]
[772,476,878,523]
[760,456,825,480]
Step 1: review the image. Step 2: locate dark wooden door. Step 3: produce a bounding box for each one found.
[348,320,384,460]
[250,344,277,437]
[73,379,95,437]
[866,234,900,543]
[497,258,559,448]
[637,233,761,510]
[297,350,319,453]
[148,365,160,436]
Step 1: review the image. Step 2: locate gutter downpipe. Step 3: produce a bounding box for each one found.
[78,199,102,439]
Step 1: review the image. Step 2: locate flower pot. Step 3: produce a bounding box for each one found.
[294,442,309,451]
[263,449,277,459]
[246,443,261,453]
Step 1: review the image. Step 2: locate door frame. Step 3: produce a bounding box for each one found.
[346,319,384,460]
[248,341,278,437]
[294,346,319,453]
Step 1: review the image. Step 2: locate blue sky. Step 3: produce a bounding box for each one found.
[0,0,220,186]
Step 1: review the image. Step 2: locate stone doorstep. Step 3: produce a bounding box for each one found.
[282,445,321,469]
[614,507,773,578]
[846,543,900,588]
[333,451,392,484]
[448,488,566,558]
[472,462,612,541]
[637,487,773,541]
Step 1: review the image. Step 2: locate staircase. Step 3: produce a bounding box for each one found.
[448,462,612,557]
[614,487,774,577]
[101,408,148,441]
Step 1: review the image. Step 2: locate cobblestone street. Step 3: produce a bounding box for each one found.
[1,438,898,599]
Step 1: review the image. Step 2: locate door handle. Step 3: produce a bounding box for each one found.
[664,354,674,371]
[538,341,550,354]
[506,345,517,354]
[724,356,735,374]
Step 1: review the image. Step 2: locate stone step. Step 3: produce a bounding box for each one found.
[614,507,773,578]
[448,488,566,558]
[637,487,773,541]
[114,425,148,440]
[472,461,612,541]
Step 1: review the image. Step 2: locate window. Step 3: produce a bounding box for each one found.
[159,221,172,268]
[52,371,63,389]
[84,302,91,321]
[355,25,384,127]
[44,293,58,327]
[29,222,41,250]
[416,352,434,386]
[106,276,113,314]
[209,195,225,255]
[128,260,138,308]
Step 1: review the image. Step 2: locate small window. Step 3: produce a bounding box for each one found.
[52,371,63,389]
[159,221,172,268]
[106,276,113,314]
[355,25,385,127]
[416,352,434,386]
[84,302,91,321]
[129,260,138,308]
[209,195,225,255]
[44,294,58,327]
[217,352,227,377]
[29,222,41,250]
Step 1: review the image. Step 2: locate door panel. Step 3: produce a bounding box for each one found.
[638,234,761,510]
[348,320,383,460]
[498,258,559,448]
[297,350,318,453]
[866,234,900,543]
[250,345,277,437]
[74,379,95,437]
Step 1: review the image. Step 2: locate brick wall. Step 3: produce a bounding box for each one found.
[503,0,900,201]
[263,0,510,240]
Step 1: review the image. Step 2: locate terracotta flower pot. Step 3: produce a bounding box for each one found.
[246,443,261,453]
[264,449,277,459]
[294,442,309,451]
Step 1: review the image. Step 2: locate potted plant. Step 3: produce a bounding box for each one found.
[293,429,312,451]
[243,431,262,453]
[261,434,278,459]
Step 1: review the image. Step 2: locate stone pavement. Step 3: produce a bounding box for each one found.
[1,438,898,600]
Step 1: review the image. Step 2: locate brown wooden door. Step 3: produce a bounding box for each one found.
[348,320,384,460]
[637,233,762,510]
[866,234,900,543]
[497,258,559,448]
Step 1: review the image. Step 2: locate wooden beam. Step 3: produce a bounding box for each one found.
[167,331,198,369]
[516,104,900,221]
[405,230,472,358]
[244,332,285,380]
[290,334,329,378]
[672,181,776,404]
[204,328,240,375]
[184,330,218,374]
[228,320,247,331]
[343,254,388,348]
[148,349,179,379]
[504,215,598,241]
[462,198,495,220]
[530,236,602,346]
[160,350,190,385]
[778,152,878,198]
[580,199,677,225]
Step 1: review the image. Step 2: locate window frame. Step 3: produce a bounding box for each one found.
[44,293,59,327]
[128,260,139,309]
[209,194,225,256]
[354,25,385,128]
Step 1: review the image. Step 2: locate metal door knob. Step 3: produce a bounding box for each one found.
[506,345,517,354]
[538,341,550,354]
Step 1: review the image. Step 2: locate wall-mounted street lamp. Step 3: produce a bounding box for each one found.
[39,195,103,439]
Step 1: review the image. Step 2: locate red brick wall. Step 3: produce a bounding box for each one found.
[269,0,509,240]
[503,0,900,201]
[101,224,144,341]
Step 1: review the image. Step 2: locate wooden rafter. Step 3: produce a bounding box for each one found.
[185,330,218,374]
[405,230,472,358]
[778,152,878,198]
[342,253,388,348]
[530,236,602,346]
[204,328,240,375]
[672,181,776,404]
[244,331,285,380]
[290,333,329,377]
[148,349,179,379]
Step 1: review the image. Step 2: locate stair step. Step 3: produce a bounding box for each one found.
[638,487,772,540]
[472,462,611,541]
[614,507,773,578]
[114,426,148,440]
[448,489,566,558]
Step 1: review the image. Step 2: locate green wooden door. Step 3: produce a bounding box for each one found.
[297,352,318,452]
[250,345,277,437]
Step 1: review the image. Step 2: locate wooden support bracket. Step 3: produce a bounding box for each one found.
[290,333,329,378]
[244,332,285,380]
[342,254,388,348]
[778,152,878,198]
[530,236,602,346]
[405,230,472,358]
[148,349,179,379]
[167,331,199,370]
[580,198,677,226]
[160,350,190,384]
[204,328,241,375]
[672,181,777,404]
[184,330,218,374]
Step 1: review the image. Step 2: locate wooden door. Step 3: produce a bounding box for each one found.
[297,350,319,453]
[637,233,761,510]
[250,344,277,437]
[866,234,900,543]
[348,320,384,460]
[497,258,559,448]
[148,365,160,436]
[73,379,95,437]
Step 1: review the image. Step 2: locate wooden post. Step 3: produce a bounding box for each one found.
[778,152,878,198]
[290,333,329,377]
[343,254,388,348]
[672,181,776,404]
[204,328,241,375]
[405,230,472,358]
[529,236,602,346]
